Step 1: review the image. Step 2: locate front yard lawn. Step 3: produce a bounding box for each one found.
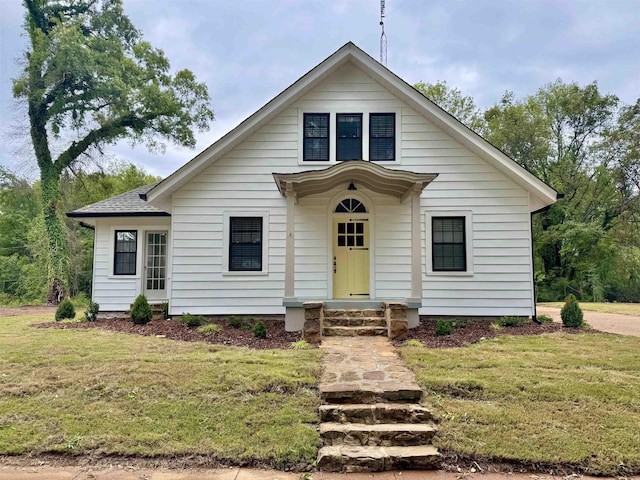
[0,312,321,467]
[400,332,640,476]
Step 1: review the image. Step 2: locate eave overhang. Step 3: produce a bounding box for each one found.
[273,160,438,201]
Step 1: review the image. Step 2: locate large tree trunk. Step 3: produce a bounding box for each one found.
[40,168,68,304]
[29,95,69,304]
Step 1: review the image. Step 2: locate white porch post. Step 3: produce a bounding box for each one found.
[284,182,296,299]
[410,183,422,302]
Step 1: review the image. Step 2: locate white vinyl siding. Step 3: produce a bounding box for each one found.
[165,62,534,317]
[92,217,171,311]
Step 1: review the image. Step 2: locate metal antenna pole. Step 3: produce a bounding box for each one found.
[380,0,387,66]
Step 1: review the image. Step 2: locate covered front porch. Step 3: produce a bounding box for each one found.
[273,161,437,333]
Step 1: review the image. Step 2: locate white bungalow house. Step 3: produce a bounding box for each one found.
[68,42,558,331]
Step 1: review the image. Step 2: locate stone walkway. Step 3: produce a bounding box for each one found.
[317,336,438,472]
[319,336,422,403]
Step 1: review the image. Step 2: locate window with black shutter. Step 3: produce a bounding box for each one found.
[336,113,362,161]
[229,217,263,271]
[370,113,395,161]
[303,113,329,161]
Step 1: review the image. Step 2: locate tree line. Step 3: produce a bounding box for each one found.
[2,0,638,305]
[0,162,160,305]
[416,81,640,302]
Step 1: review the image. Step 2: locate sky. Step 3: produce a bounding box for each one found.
[0,0,639,180]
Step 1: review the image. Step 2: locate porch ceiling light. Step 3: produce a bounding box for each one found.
[347,182,357,191]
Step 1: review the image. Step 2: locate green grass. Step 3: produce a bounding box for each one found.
[400,332,640,475]
[539,302,640,316]
[0,313,321,466]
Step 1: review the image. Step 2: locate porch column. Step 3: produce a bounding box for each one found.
[284,182,296,299]
[410,183,422,302]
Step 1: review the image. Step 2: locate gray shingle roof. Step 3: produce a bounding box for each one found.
[67,182,170,218]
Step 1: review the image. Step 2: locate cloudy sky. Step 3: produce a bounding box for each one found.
[1,0,639,180]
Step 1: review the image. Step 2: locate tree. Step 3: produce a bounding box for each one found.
[13,0,214,303]
[484,80,634,301]
[414,80,485,132]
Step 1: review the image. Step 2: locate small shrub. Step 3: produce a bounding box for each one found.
[561,294,584,328]
[435,319,453,336]
[55,299,76,321]
[84,301,99,322]
[490,322,501,331]
[177,313,207,327]
[253,320,267,339]
[131,294,152,325]
[498,316,527,327]
[160,302,169,320]
[198,323,221,334]
[290,339,311,350]
[404,339,424,347]
[537,314,554,323]
[229,315,252,329]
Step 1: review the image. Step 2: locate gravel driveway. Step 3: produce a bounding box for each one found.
[536,305,640,337]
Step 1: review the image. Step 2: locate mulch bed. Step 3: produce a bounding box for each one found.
[33,314,596,350]
[33,316,304,350]
[397,318,597,348]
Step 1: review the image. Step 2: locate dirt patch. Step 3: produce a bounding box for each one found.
[33,316,305,350]
[395,318,596,348]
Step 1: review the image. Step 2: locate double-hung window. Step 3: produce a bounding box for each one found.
[369,113,395,161]
[432,217,466,272]
[114,230,137,275]
[303,113,329,161]
[336,113,362,161]
[229,217,263,271]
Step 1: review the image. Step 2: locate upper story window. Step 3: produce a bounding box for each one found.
[336,114,362,161]
[370,113,395,161]
[114,230,137,275]
[303,113,329,161]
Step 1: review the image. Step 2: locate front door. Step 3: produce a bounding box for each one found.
[333,218,370,298]
[144,231,167,301]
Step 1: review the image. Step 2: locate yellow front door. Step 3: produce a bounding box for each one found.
[333,218,370,298]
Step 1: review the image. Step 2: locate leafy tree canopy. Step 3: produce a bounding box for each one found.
[414,80,485,132]
[13,0,214,302]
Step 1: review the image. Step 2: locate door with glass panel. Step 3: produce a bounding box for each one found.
[143,231,167,300]
[333,217,370,299]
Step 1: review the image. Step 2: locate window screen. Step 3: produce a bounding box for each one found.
[230,217,263,271]
[336,114,362,161]
[114,230,137,275]
[370,113,395,161]
[432,217,466,271]
[303,113,329,161]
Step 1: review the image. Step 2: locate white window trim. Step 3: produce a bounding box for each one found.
[425,211,474,277]
[108,226,141,279]
[222,211,270,276]
[298,109,401,165]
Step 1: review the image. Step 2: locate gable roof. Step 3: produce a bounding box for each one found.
[144,42,558,212]
[66,182,169,218]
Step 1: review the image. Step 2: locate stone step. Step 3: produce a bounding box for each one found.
[320,422,437,447]
[317,445,440,472]
[323,326,387,337]
[323,317,387,328]
[324,309,385,319]
[319,403,433,424]
[320,384,423,404]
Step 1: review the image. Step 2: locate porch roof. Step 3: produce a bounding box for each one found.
[273,161,438,201]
